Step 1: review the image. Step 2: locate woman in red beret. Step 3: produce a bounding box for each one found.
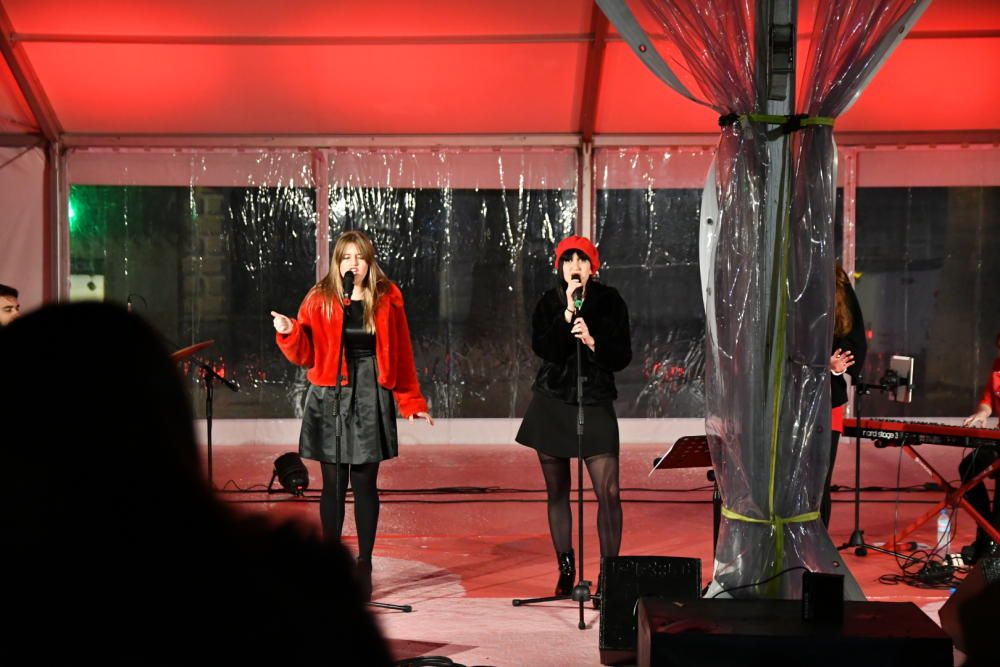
[516,235,632,605]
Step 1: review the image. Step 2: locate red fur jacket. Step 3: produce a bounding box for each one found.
[275,281,428,417]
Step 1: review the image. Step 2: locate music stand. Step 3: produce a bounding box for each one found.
[651,436,722,553]
[838,356,915,559]
[170,340,214,362]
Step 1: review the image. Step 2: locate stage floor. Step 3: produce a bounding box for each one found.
[210,443,974,666]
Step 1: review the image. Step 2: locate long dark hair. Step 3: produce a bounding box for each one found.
[834,264,853,338]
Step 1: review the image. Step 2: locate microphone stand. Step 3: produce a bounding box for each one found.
[570,328,596,627]
[332,276,411,613]
[837,375,913,561]
[192,354,238,489]
[513,290,595,630]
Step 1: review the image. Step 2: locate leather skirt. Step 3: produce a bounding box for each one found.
[298,355,398,465]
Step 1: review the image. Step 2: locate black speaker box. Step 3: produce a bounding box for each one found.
[801,570,844,623]
[636,597,952,667]
[939,556,999,659]
[598,556,702,666]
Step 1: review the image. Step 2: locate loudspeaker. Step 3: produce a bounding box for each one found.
[939,557,999,658]
[637,597,952,667]
[801,571,844,623]
[598,556,701,666]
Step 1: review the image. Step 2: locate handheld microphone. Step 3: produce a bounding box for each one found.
[342,271,355,306]
[571,273,583,311]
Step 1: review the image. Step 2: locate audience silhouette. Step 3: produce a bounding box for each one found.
[1,303,391,665]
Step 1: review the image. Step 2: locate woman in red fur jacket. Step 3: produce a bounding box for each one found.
[271,230,433,600]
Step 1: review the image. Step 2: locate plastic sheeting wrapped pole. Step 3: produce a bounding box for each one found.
[599,0,931,598]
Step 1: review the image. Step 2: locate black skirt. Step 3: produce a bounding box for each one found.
[298,355,398,465]
[516,391,620,459]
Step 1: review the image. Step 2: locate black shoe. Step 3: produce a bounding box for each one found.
[961,543,978,565]
[962,539,1000,566]
[555,550,575,596]
[356,558,373,602]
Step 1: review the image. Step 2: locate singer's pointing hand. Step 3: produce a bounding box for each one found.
[270,311,292,334]
[571,317,595,351]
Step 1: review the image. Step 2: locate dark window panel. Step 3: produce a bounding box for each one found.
[68,185,317,419]
[331,187,575,418]
[596,188,706,418]
[854,186,1000,417]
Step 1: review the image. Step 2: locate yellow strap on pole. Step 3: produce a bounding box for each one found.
[721,507,821,525]
[718,113,836,131]
[719,506,822,596]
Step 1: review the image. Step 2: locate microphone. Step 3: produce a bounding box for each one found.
[342,271,355,306]
[126,294,133,313]
[571,273,583,312]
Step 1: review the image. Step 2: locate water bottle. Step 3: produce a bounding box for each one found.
[936,508,953,556]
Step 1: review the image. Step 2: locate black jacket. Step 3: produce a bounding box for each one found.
[832,281,867,408]
[530,281,632,404]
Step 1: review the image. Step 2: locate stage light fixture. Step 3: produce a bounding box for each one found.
[272,452,309,496]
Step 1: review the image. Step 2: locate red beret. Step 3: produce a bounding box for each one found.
[554,235,600,273]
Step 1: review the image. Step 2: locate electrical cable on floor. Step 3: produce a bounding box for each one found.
[216,484,718,495]
[395,657,495,667]
[877,554,968,590]
[710,566,810,598]
[220,480,270,492]
[216,481,947,498]
[830,482,947,492]
[876,446,969,590]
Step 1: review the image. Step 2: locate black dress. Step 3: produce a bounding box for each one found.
[516,281,632,459]
[298,300,399,465]
[831,280,867,411]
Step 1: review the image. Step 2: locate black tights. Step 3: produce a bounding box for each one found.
[959,447,1000,551]
[537,452,622,558]
[319,461,381,561]
[820,431,841,527]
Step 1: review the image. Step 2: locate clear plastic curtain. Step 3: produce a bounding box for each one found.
[607,0,929,597]
[326,149,577,418]
[594,147,715,418]
[776,0,931,597]
[66,149,318,420]
[66,148,576,421]
[632,0,795,597]
[790,0,933,324]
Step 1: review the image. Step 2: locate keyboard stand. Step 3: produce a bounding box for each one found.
[886,444,1000,549]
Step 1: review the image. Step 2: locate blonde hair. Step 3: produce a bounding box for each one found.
[834,264,853,338]
[312,230,390,333]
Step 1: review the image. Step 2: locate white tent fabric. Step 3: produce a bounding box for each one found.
[0,145,45,310]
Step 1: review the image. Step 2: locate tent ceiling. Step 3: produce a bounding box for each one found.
[0,0,997,142]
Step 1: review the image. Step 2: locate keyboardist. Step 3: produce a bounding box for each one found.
[959,330,1000,563]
